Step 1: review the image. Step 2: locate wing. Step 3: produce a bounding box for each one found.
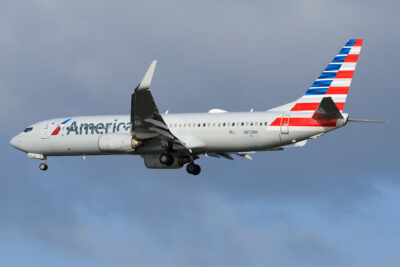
[130,61,185,148]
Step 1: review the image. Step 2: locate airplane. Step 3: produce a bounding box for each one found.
[9,39,387,175]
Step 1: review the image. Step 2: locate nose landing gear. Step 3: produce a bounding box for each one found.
[39,162,48,171]
[186,162,201,175]
[39,156,48,171]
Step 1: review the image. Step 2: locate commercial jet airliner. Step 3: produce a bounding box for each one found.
[9,39,387,175]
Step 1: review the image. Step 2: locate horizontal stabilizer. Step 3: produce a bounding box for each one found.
[294,140,307,147]
[312,97,343,120]
[309,133,325,139]
[286,140,308,148]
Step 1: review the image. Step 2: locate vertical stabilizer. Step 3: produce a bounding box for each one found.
[270,39,363,112]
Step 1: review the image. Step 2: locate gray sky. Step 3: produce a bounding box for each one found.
[1,0,399,266]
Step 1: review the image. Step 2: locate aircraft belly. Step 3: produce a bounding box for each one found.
[279,127,334,145]
[38,135,102,156]
[190,128,281,152]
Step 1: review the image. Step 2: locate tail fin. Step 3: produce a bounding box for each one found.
[271,39,363,112]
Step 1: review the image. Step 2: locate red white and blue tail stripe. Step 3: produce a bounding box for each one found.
[291,39,363,112]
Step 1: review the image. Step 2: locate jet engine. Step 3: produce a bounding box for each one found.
[98,133,141,152]
[144,154,191,169]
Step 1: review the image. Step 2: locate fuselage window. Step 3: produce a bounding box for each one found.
[241,122,244,126]
[208,122,211,127]
[218,123,221,127]
[213,122,216,127]
[184,123,187,127]
[255,122,258,126]
[198,123,201,127]
[265,122,268,126]
[174,123,177,128]
[23,127,33,133]
[232,122,235,126]
[250,122,254,126]
[246,122,249,126]
[223,122,226,127]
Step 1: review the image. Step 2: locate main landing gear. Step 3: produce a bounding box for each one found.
[186,162,201,175]
[159,148,201,175]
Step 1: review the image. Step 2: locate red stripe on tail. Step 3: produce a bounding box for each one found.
[291,103,319,111]
[326,87,349,94]
[345,54,359,62]
[353,39,363,47]
[291,102,344,111]
[335,70,354,78]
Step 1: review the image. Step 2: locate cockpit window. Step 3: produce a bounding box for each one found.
[24,127,33,133]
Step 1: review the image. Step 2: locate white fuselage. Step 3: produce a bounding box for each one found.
[10,111,346,156]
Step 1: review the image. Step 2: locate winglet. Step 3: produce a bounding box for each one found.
[136,60,157,91]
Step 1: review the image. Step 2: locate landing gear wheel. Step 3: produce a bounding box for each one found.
[186,163,201,175]
[39,163,48,171]
[159,153,174,166]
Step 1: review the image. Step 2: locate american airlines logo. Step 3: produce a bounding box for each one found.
[62,121,131,135]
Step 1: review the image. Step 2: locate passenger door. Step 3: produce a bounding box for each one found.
[280,115,289,134]
[41,123,51,139]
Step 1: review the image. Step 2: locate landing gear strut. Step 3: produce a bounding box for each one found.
[39,156,48,171]
[186,163,201,175]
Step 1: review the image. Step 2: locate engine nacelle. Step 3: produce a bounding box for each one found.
[98,133,140,152]
[144,155,191,169]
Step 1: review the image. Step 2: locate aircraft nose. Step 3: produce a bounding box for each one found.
[10,134,21,149]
